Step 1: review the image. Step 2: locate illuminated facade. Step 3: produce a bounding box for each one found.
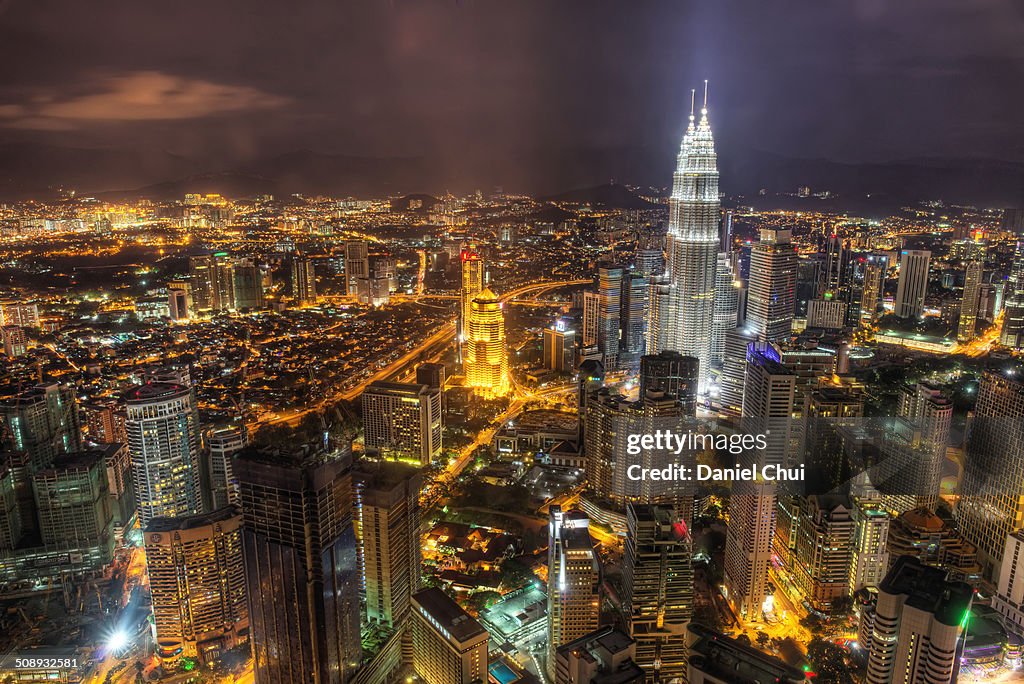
[145,508,248,665]
[291,256,317,305]
[125,382,202,527]
[893,249,931,319]
[547,505,600,680]
[459,247,483,343]
[465,288,508,398]
[657,87,720,391]
[361,381,442,465]
[958,259,983,342]
[411,587,488,684]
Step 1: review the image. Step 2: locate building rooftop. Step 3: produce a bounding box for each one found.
[687,624,806,684]
[880,555,974,627]
[145,506,240,533]
[412,587,488,643]
[123,381,189,403]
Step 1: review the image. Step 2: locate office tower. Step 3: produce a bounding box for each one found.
[361,381,442,465]
[723,349,795,619]
[0,301,40,328]
[291,256,317,305]
[555,627,644,684]
[1001,242,1024,348]
[622,505,692,681]
[660,93,719,391]
[711,252,740,367]
[593,265,624,370]
[639,351,699,415]
[547,506,600,680]
[233,258,265,310]
[792,495,854,613]
[206,426,246,510]
[746,228,798,343]
[893,249,931,318]
[189,253,234,312]
[686,624,806,684]
[353,462,422,630]
[410,587,488,684]
[879,383,951,514]
[806,298,847,329]
[465,288,509,399]
[167,281,192,320]
[993,530,1024,633]
[237,443,360,684]
[31,449,115,569]
[956,370,1024,583]
[635,247,664,278]
[958,259,984,342]
[344,240,370,297]
[860,253,889,321]
[0,383,82,470]
[620,271,649,368]
[862,556,972,684]
[819,233,848,298]
[1,325,26,356]
[717,327,756,418]
[460,247,484,343]
[544,324,576,373]
[145,508,248,665]
[125,382,202,526]
[849,497,891,592]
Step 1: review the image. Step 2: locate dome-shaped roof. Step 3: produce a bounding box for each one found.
[901,507,944,532]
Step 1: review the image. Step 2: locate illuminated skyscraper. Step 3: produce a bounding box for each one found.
[465,288,508,398]
[1,325,27,357]
[189,252,236,313]
[547,506,600,680]
[361,381,442,465]
[956,370,1024,583]
[125,382,202,526]
[344,240,370,297]
[291,255,317,305]
[460,247,484,343]
[237,443,360,684]
[145,508,248,666]
[746,228,797,344]
[411,588,489,684]
[958,259,983,342]
[658,86,720,390]
[233,258,265,310]
[0,382,82,471]
[622,504,692,681]
[711,252,741,367]
[860,253,889,321]
[639,351,699,415]
[893,249,931,319]
[1001,241,1024,348]
[206,425,247,511]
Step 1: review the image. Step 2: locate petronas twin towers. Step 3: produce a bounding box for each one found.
[649,86,729,391]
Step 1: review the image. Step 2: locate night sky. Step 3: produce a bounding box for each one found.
[1,0,1023,190]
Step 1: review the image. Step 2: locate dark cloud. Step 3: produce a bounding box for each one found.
[0,0,1022,183]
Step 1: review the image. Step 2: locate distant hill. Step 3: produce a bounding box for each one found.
[542,183,659,210]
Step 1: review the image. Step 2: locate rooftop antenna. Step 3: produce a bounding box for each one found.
[690,89,696,119]
[703,79,709,112]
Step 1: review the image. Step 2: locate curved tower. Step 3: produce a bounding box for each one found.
[662,86,720,390]
[465,288,509,399]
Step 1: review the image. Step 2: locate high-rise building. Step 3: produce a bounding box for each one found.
[415,362,446,391]
[460,247,484,343]
[543,323,576,373]
[956,370,1024,583]
[717,327,756,418]
[124,382,202,526]
[233,258,265,310]
[0,382,82,471]
[206,426,247,511]
[582,291,600,350]
[849,497,892,592]
[711,252,741,367]
[547,506,600,680]
[724,348,795,619]
[410,587,489,684]
[792,495,854,613]
[686,624,807,684]
[353,462,422,630]
[860,253,889,321]
[622,505,692,681]
[555,627,645,684]
[862,556,972,684]
[639,351,699,415]
[167,281,192,320]
[593,265,624,370]
[887,508,980,585]
[958,259,984,342]
[1001,242,1024,348]
[361,381,442,465]
[659,91,720,391]
[1,325,27,356]
[806,298,847,329]
[344,241,370,297]
[878,383,951,514]
[291,256,317,305]
[0,301,40,328]
[145,508,248,666]
[465,288,509,398]
[992,530,1024,633]
[620,271,649,368]
[236,443,361,684]
[893,249,931,319]
[746,229,797,344]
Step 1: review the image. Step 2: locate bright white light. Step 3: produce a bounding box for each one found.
[107,630,129,652]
